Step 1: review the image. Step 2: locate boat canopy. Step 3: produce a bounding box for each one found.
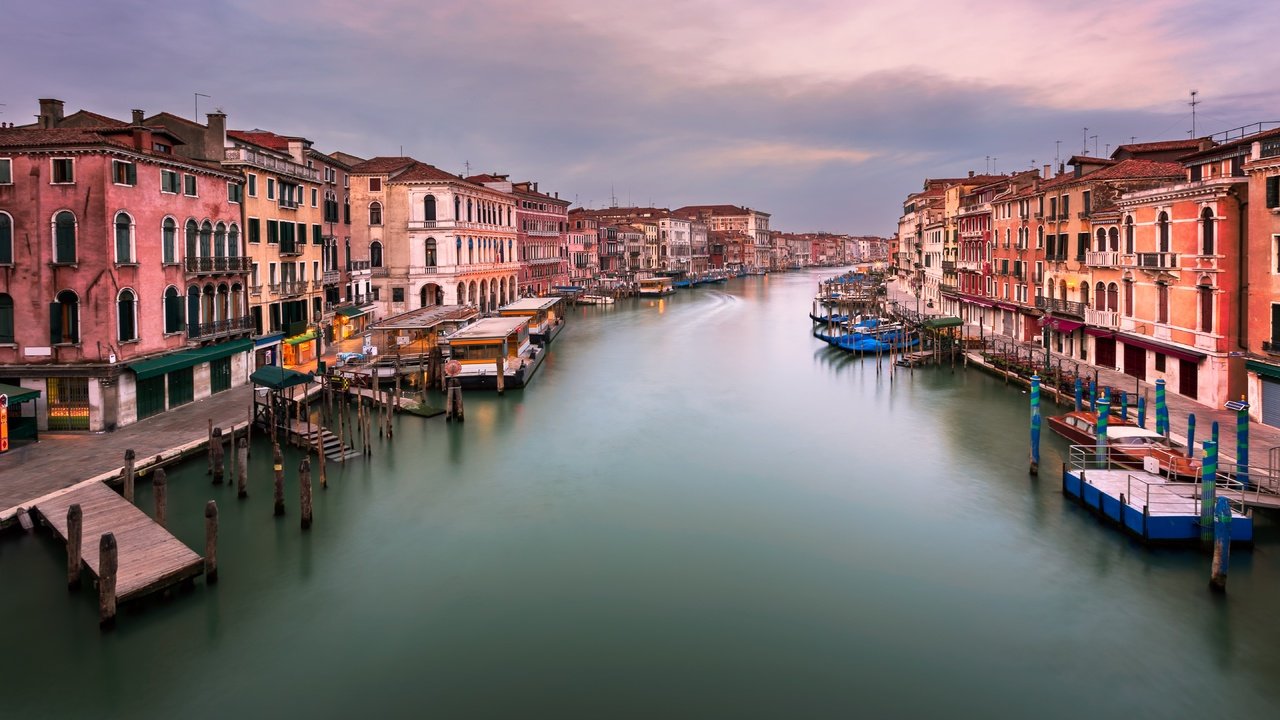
[923,316,963,329]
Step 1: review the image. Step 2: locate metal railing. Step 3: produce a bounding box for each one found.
[348,259,371,272]
[1085,308,1119,329]
[1122,252,1178,269]
[1034,296,1086,317]
[223,147,319,182]
[188,314,254,340]
[186,256,252,274]
[1084,251,1118,268]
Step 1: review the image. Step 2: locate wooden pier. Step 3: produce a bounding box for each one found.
[287,421,360,461]
[34,483,204,603]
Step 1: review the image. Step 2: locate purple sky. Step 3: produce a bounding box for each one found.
[4,0,1277,233]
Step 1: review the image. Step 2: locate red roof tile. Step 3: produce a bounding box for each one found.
[1111,138,1205,156]
[227,129,294,152]
[1084,158,1185,181]
[349,156,418,174]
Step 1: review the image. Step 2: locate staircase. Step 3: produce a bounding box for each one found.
[293,423,360,461]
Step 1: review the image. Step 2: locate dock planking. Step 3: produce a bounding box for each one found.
[35,483,204,603]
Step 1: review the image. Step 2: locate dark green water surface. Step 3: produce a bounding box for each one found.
[3,269,1279,718]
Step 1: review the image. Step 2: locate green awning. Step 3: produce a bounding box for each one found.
[923,316,964,329]
[0,382,40,404]
[1246,359,1280,381]
[336,306,368,319]
[284,331,317,346]
[250,365,314,390]
[128,338,255,380]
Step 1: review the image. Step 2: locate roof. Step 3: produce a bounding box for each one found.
[395,161,470,184]
[446,316,529,341]
[499,297,562,313]
[0,382,40,404]
[1106,426,1166,440]
[349,156,417,174]
[328,150,367,167]
[369,305,478,330]
[1181,126,1280,162]
[250,365,314,391]
[466,173,507,183]
[227,129,295,152]
[128,339,254,380]
[1084,158,1185,181]
[0,126,230,174]
[1111,139,1205,157]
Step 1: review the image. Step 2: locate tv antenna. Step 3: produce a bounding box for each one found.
[194,92,210,120]
[1189,90,1200,137]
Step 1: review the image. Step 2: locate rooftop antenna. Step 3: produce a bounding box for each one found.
[985,155,990,174]
[1130,136,1138,144]
[1082,127,1089,154]
[464,160,471,175]
[1090,135,1098,156]
[1054,140,1062,168]
[1105,143,1111,156]
[1189,89,1200,137]
[992,157,998,174]
[194,92,210,120]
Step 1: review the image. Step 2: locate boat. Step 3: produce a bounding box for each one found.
[637,277,676,297]
[810,312,850,324]
[442,316,545,390]
[576,294,615,306]
[1048,410,1198,478]
[497,296,566,345]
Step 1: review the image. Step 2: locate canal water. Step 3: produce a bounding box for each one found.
[3,268,1279,718]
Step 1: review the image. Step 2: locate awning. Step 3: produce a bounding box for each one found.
[335,306,368,319]
[127,338,254,380]
[923,316,964,329]
[1044,319,1084,333]
[994,301,1022,312]
[284,331,317,346]
[960,296,995,307]
[1246,359,1280,381]
[0,382,40,404]
[1116,333,1206,362]
[250,365,314,390]
[1084,327,1115,338]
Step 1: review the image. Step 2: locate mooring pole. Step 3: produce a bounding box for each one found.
[1210,496,1231,593]
[1200,440,1218,546]
[1029,374,1042,475]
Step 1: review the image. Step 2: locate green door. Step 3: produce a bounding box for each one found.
[136,375,166,419]
[167,367,194,408]
[211,357,232,394]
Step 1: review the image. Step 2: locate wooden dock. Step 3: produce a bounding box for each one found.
[34,483,204,603]
[287,421,360,461]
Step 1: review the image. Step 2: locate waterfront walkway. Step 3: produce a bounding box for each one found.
[0,385,254,523]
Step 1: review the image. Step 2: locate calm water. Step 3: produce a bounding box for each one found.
[3,269,1280,718]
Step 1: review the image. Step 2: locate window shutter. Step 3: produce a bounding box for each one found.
[1269,177,1280,209]
[50,303,62,344]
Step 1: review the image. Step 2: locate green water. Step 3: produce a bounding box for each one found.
[3,269,1279,718]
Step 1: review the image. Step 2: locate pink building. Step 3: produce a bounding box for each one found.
[0,99,251,433]
[471,175,570,296]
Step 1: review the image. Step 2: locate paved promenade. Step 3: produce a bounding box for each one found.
[0,385,254,522]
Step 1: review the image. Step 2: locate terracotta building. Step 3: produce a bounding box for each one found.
[470,175,570,296]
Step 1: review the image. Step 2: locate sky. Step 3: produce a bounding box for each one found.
[4,0,1279,234]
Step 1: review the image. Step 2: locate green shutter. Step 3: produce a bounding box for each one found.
[268,220,279,244]
[49,302,62,344]
[313,225,321,245]
[0,214,11,264]
[1269,177,1280,209]
[249,219,260,243]
[297,223,306,244]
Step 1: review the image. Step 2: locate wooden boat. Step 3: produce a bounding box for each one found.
[497,296,565,345]
[576,294,615,306]
[443,317,544,390]
[1047,410,1199,479]
[637,277,676,297]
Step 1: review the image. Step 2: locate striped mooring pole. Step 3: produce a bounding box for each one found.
[1137,395,1147,428]
[1095,396,1110,465]
[1210,496,1231,593]
[1030,375,1042,475]
[1187,413,1197,459]
[1226,399,1250,488]
[1074,377,1083,412]
[1200,440,1218,546]
[1155,379,1168,436]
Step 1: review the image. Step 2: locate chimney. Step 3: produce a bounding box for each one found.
[38,98,64,129]
[1058,162,1065,176]
[131,109,144,125]
[206,112,227,163]
[968,170,975,178]
[533,182,539,193]
[1042,164,1051,179]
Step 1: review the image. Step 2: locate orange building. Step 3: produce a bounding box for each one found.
[1238,127,1280,424]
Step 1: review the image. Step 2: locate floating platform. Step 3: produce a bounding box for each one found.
[1061,454,1253,543]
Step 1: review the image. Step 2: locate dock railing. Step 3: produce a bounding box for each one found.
[1218,459,1280,507]
[1068,444,1248,516]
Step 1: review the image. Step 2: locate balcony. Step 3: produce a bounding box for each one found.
[322,270,341,285]
[1085,308,1120,329]
[371,266,388,278]
[1084,251,1119,268]
[274,279,310,297]
[956,260,981,272]
[188,315,253,341]
[407,220,502,231]
[278,243,303,257]
[249,284,262,297]
[1122,252,1179,270]
[1034,296,1086,318]
[185,256,252,274]
[348,259,371,273]
[223,147,319,182]
[941,260,956,272]
[939,282,959,296]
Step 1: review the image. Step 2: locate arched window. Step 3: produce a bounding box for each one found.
[1047,277,1055,300]
[200,220,213,257]
[0,293,13,343]
[1107,283,1118,312]
[1124,216,1134,254]
[54,211,77,263]
[1201,207,1215,255]
[467,198,473,222]
[369,201,383,226]
[425,237,437,267]
[1095,281,1105,308]
[1036,226,1044,249]
[424,195,437,222]
[1080,283,1090,307]
[1058,279,1067,301]
[117,289,137,342]
[228,224,240,257]
[214,222,227,257]
[1095,228,1106,252]
[162,217,177,264]
[186,286,201,337]
[186,219,199,259]
[468,237,474,264]
[1157,212,1170,253]
[343,197,350,224]
[1123,279,1134,317]
[115,211,134,263]
[1157,283,1169,323]
[1108,227,1119,252]
[370,240,383,268]
[454,196,461,220]
[164,286,183,334]
[0,212,13,265]
[52,289,79,344]
[457,282,465,304]
[1199,284,1213,332]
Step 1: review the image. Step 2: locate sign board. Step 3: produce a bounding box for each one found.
[444,360,462,377]
[0,393,8,453]
[397,335,411,346]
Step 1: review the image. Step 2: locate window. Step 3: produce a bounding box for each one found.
[1201,207,1215,255]
[112,160,136,186]
[1157,212,1170,252]
[159,217,177,264]
[1125,216,1135,254]
[370,241,383,267]
[426,237,437,266]
[1076,232,1088,261]
[1200,285,1213,333]
[1155,353,1166,373]
[343,197,350,224]
[392,287,405,303]
[200,221,212,257]
[51,158,74,184]
[247,173,257,197]
[369,202,383,226]
[228,182,243,204]
[267,220,279,245]
[296,223,306,246]
[0,293,12,343]
[1123,280,1134,317]
[267,178,275,200]
[313,225,322,246]
[467,199,473,222]
[161,169,180,193]
[164,286,183,334]
[249,218,261,244]
[311,187,318,207]
[112,211,134,263]
[228,224,240,257]
[117,289,137,342]
[1108,227,1119,251]
[424,195,437,221]
[183,174,197,197]
[369,177,382,192]
[214,223,227,257]
[53,211,77,263]
[1036,226,1043,249]
[1266,176,1280,209]
[51,290,79,344]
[1157,283,1169,323]
[0,212,11,265]
[0,158,11,185]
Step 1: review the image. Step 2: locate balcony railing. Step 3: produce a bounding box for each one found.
[941,260,956,272]
[348,259,371,272]
[322,270,341,285]
[249,284,262,296]
[188,315,253,340]
[407,220,505,231]
[939,282,959,296]
[1122,252,1179,269]
[223,147,319,182]
[956,260,981,272]
[1035,296,1086,318]
[278,243,303,257]
[1085,308,1120,329]
[1085,251,1119,268]
[272,280,310,297]
[371,267,388,277]
[185,256,252,274]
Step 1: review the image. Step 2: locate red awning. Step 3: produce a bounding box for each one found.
[1117,334,1206,362]
[994,301,1022,312]
[1044,318,1084,333]
[960,295,995,308]
[1084,327,1115,338]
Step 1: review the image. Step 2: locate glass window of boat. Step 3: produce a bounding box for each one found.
[451,343,504,361]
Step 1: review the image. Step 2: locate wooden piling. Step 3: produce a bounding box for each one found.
[317,428,327,489]
[1210,496,1230,592]
[246,405,253,458]
[496,356,506,395]
[237,437,249,498]
[211,426,225,485]
[337,391,346,464]
[66,503,83,590]
[204,500,219,584]
[273,444,285,516]
[98,532,118,629]
[123,448,137,503]
[153,468,168,528]
[299,458,313,530]
[228,427,237,486]
[207,418,214,475]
